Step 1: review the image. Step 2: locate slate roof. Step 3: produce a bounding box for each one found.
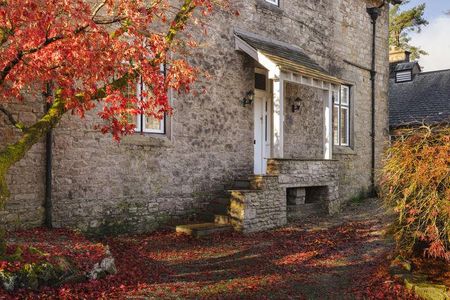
[389,69,450,127]
[235,32,329,76]
[396,62,417,71]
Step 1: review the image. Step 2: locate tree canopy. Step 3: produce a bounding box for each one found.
[389,0,428,60]
[0,0,233,211]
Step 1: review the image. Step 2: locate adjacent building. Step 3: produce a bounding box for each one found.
[389,49,450,131]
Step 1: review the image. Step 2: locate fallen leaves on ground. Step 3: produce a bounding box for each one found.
[1,220,418,299]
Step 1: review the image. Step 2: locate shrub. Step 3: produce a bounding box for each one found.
[379,125,450,261]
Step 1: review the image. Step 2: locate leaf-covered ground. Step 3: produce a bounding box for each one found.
[1,199,418,299]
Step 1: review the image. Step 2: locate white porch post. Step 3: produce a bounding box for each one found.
[324,90,333,160]
[272,78,284,158]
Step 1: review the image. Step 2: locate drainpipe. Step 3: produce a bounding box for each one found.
[366,6,380,196]
[44,84,53,228]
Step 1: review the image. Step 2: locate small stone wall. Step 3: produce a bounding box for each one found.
[229,176,286,233]
[267,159,340,215]
[228,159,340,233]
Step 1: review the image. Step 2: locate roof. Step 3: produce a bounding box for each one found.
[394,62,419,72]
[389,61,421,78]
[235,31,341,84]
[389,69,450,127]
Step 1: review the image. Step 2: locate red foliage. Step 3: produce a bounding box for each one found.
[0,221,417,299]
[0,0,233,140]
[0,228,106,274]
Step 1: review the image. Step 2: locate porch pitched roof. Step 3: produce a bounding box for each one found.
[235,31,342,85]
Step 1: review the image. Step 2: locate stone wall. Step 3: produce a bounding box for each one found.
[229,176,286,233]
[284,82,325,159]
[267,159,340,214]
[1,0,390,231]
[0,96,46,229]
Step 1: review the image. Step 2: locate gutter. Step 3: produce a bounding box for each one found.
[44,85,53,228]
[367,6,381,195]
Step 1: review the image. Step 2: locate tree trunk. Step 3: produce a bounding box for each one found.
[0,97,65,255]
[0,97,66,209]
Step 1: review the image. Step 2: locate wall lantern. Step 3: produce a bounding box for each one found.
[291,97,302,112]
[241,90,255,107]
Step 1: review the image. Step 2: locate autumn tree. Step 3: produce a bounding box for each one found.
[0,0,233,255]
[389,0,428,60]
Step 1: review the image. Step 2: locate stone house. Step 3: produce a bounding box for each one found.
[389,49,450,132]
[1,0,390,235]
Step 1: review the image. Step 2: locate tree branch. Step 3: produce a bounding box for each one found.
[0,26,88,86]
[0,104,26,131]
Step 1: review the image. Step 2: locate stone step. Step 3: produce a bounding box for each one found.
[209,197,230,206]
[287,202,324,212]
[214,214,232,225]
[194,211,215,222]
[206,202,229,215]
[287,203,327,219]
[176,223,233,238]
[232,178,251,189]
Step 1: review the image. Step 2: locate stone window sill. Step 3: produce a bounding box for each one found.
[121,134,173,147]
[255,0,283,14]
[333,146,357,156]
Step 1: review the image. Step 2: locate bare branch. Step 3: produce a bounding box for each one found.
[92,0,107,19]
[0,104,27,131]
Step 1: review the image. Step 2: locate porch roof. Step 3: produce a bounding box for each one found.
[235,31,342,85]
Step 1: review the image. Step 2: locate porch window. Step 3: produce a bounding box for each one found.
[265,0,279,6]
[333,85,351,146]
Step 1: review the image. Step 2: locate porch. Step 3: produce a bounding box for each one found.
[176,31,343,236]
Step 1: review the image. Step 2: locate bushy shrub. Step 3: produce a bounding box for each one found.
[379,125,450,261]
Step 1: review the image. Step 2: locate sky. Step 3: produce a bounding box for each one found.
[401,0,450,72]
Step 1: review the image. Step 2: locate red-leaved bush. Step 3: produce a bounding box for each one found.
[379,125,450,261]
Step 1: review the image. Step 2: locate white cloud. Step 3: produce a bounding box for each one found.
[410,16,450,72]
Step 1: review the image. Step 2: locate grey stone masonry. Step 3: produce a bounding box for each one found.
[228,175,286,233]
[226,158,339,233]
[267,159,340,215]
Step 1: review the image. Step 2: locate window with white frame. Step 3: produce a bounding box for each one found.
[333,85,351,146]
[265,0,279,6]
[130,65,167,134]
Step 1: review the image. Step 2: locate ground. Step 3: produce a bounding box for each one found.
[1,198,418,299]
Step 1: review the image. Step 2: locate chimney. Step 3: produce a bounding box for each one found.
[389,48,411,63]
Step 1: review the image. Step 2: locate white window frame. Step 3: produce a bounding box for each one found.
[134,64,166,134]
[333,85,351,147]
[265,0,279,6]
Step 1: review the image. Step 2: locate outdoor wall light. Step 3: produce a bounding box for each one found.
[241,90,255,107]
[291,97,302,113]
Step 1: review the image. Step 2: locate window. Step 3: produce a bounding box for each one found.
[255,73,267,91]
[333,86,351,146]
[133,64,167,134]
[265,0,279,6]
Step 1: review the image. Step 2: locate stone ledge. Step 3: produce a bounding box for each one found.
[120,134,173,147]
[333,146,357,156]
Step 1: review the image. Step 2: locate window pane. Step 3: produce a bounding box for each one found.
[265,0,279,5]
[340,107,349,145]
[333,90,339,104]
[143,115,164,133]
[333,105,339,145]
[125,80,140,131]
[341,86,349,105]
[255,73,266,91]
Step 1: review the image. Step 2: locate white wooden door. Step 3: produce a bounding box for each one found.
[254,90,272,175]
